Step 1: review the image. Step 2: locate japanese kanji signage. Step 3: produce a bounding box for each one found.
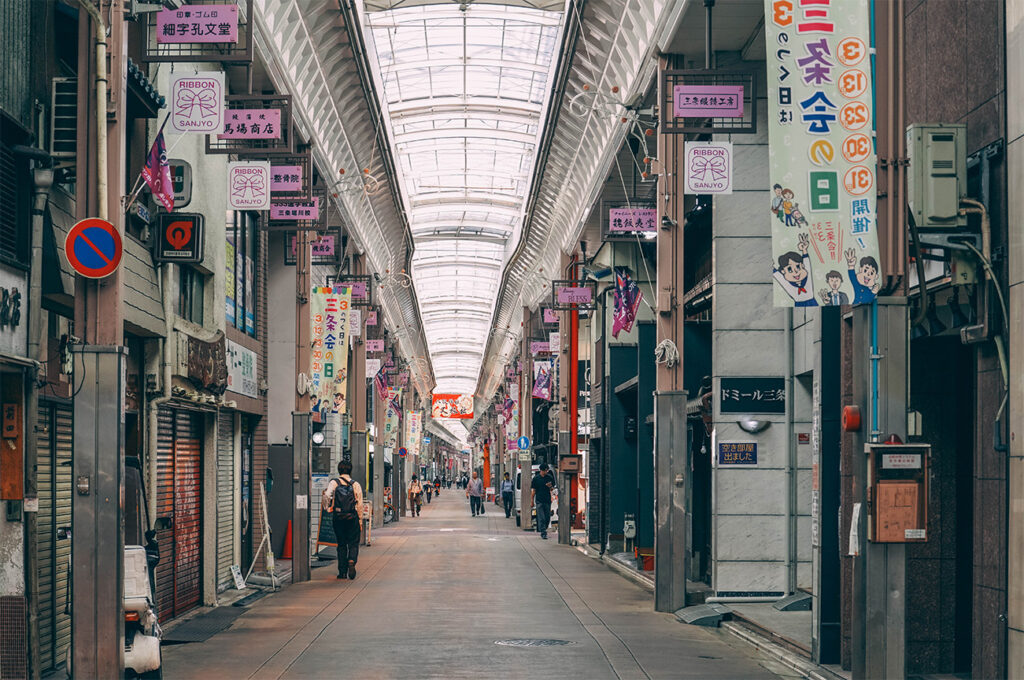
[156,4,238,44]
[431,394,474,419]
[365,358,381,378]
[765,0,881,308]
[170,72,224,133]
[719,377,786,414]
[271,198,319,221]
[271,165,302,192]
[685,142,733,194]
[219,109,281,139]
[673,85,744,118]
[608,207,657,233]
[384,389,401,450]
[365,339,384,353]
[406,410,423,458]
[718,442,758,466]
[227,161,270,210]
[290,234,334,258]
[310,285,352,417]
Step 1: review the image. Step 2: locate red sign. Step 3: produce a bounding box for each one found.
[155,213,205,263]
[431,394,474,419]
[65,218,123,279]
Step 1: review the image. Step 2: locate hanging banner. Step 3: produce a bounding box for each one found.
[532,359,553,401]
[612,266,643,338]
[504,389,519,451]
[765,0,880,308]
[406,410,423,458]
[384,389,401,451]
[227,161,270,210]
[310,285,352,418]
[169,72,225,133]
[431,393,474,419]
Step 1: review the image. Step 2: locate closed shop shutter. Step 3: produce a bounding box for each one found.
[153,407,203,620]
[36,402,73,672]
[216,411,235,591]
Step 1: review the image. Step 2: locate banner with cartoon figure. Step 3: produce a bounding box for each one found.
[765,0,881,307]
[310,285,351,418]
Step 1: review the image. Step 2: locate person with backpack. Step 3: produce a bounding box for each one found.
[321,460,363,580]
[408,475,423,517]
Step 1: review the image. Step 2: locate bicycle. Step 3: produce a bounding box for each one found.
[383,502,395,524]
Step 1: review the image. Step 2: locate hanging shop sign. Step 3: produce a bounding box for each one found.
[529,341,550,355]
[542,307,559,325]
[608,206,657,233]
[227,161,270,210]
[168,159,193,207]
[155,213,204,263]
[719,376,786,414]
[156,4,239,44]
[271,198,318,221]
[551,280,597,311]
[549,332,560,354]
[271,165,302,193]
[219,109,281,139]
[290,234,334,258]
[764,0,881,308]
[718,442,758,466]
[226,339,258,398]
[684,141,733,194]
[310,285,352,417]
[366,310,378,326]
[186,334,227,394]
[169,72,224,133]
[431,393,474,419]
[365,359,381,378]
[532,360,553,401]
[365,339,384,353]
[674,84,745,118]
[339,275,373,307]
[65,218,123,279]
[350,310,361,338]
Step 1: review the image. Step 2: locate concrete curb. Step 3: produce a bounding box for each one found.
[722,621,847,680]
[573,543,655,593]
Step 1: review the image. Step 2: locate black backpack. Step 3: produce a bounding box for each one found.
[331,478,358,520]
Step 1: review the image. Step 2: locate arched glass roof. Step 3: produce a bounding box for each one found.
[362,1,564,396]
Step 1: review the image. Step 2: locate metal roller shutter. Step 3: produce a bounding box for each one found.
[216,411,235,591]
[153,407,202,620]
[35,402,72,672]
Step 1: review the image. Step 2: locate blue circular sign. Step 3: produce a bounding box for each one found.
[517,436,530,450]
[65,218,123,279]
[398,447,407,458]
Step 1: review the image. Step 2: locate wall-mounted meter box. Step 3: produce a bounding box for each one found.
[907,124,967,229]
[866,443,930,543]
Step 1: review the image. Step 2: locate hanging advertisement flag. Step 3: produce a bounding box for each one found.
[141,120,174,211]
[431,393,474,419]
[612,267,643,338]
[684,141,733,194]
[406,410,423,458]
[227,161,270,210]
[374,370,388,402]
[310,285,352,418]
[169,72,225,133]
[384,389,401,451]
[764,0,880,308]
[532,359,553,401]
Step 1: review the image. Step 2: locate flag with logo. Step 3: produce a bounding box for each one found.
[612,267,643,338]
[141,120,174,211]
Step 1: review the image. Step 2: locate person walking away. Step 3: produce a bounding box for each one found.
[433,476,442,496]
[322,460,362,579]
[408,475,424,517]
[425,482,433,504]
[466,471,485,516]
[531,463,555,539]
[500,472,515,518]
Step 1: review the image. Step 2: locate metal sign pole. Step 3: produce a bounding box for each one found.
[292,412,311,582]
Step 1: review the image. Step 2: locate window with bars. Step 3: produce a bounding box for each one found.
[0,121,30,268]
[178,266,206,326]
[226,210,258,337]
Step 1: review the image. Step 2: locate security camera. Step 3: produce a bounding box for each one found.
[661,215,677,230]
[373,272,382,283]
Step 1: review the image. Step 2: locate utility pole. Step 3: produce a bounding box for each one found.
[71,2,126,675]
[291,225,312,583]
[519,307,533,531]
[652,54,689,613]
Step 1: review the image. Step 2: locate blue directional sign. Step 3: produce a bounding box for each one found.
[517,435,530,450]
[423,437,431,444]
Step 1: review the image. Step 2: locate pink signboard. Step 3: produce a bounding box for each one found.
[270,197,319,221]
[290,235,334,258]
[170,73,224,133]
[366,339,385,352]
[367,311,378,326]
[556,286,594,305]
[609,207,657,232]
[349,282,368,301]
[157,5,238,44]
[530,341,550,355]
[219,109,282,139]
[271,165,302,192]
[542,308,559,324]
[673,85,744,118]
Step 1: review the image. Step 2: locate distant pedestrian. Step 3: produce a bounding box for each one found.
[531,463,555,539]
[500,472,515,518]
[408,475,423,517]
[433,476,441,496]
[425,482,433,503]
[322,460,362,580]
[466,471,484,516]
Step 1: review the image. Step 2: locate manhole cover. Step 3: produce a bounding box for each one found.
[495,639,577,648]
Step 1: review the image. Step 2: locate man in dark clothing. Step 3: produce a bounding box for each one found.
[466,471,485,516]
[321,460,362,580]
[530,463,555,539]
[500,472,516,518]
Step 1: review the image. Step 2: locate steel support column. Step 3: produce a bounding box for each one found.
[291,412,311,583]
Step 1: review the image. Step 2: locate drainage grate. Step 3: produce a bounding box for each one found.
[495,639,577,648]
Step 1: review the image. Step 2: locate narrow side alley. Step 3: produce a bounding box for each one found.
[163,492,784,680]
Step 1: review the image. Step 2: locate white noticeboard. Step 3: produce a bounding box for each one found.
[684,141,733,194]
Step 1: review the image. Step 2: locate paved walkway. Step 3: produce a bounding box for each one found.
[164,491,789,679]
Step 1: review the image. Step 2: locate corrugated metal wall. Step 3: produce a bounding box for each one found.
[216,411,235,591]
[0,0,34,128]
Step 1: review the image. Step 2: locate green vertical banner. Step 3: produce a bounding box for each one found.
[310,285,352,417]
[765,0,881,308]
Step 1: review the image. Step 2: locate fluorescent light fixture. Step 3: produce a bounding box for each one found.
[736,418,770,434]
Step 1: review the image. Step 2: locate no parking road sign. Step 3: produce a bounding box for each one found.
[65,218,123,279]
[398,447,407,458]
